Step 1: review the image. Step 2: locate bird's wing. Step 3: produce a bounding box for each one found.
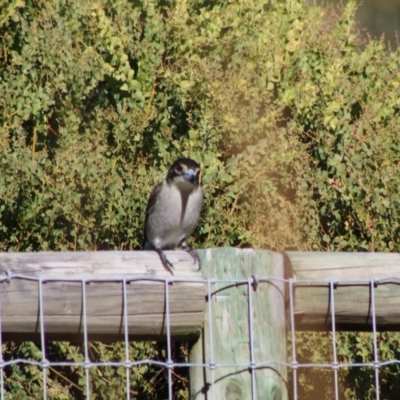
[143,181,163,248]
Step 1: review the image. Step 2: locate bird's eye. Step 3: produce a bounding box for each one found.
[175,164,183,173]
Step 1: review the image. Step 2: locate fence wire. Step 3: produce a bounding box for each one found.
[0,271,397,399]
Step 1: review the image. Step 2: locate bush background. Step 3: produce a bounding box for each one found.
[1,0,400,398]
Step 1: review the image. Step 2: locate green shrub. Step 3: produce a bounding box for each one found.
[2,0,400,398]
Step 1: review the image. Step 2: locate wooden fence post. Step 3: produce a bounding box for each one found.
[190,248,287,400]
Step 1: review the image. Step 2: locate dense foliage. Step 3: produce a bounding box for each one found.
[1,0,400,398]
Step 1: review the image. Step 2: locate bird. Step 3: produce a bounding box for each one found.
[143,158,204,274]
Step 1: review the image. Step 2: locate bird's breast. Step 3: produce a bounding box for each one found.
[146,183,203,249]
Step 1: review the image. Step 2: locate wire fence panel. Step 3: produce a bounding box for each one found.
[289,275,400,400]
[1,265,399,399]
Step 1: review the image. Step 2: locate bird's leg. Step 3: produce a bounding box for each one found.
[155,247,175,275]
[181,241,201,270]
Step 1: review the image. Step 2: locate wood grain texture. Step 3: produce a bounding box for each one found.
[190,248,288,400]
[0,251,205,341]
[286,251,400,330]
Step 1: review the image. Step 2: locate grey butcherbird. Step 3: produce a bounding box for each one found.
[143,158,204,274]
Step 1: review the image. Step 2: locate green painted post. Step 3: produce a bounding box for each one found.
[190,248,287,400]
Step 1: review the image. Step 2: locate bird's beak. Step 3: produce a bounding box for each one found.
[184,169,197,184]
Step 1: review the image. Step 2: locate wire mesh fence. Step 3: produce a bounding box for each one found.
[288,277,387,400]
[0,268,399,399]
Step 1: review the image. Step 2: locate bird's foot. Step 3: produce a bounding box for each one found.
[156,248,175,275]
[181,242,201,271]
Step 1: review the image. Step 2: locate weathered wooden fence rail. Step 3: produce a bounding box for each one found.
[0,251,205,341]
[287,251,400,331]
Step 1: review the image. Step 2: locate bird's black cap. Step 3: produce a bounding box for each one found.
[171,158,200,170]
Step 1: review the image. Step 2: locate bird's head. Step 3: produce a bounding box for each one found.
[167,158,201,191]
